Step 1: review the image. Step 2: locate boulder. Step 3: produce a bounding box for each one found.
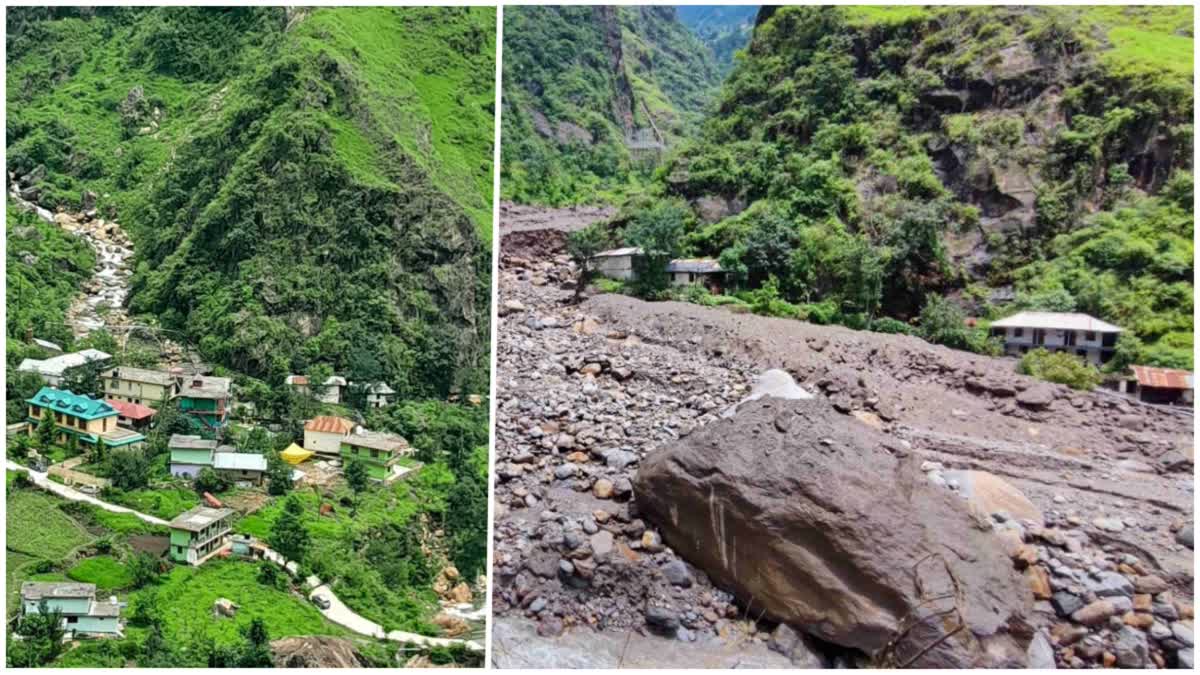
[941,469,1044,526]
[634,396,1033,667]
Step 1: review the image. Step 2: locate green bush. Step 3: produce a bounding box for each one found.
[1018,348,1102,390]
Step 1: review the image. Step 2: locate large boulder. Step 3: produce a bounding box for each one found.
[634,396,1033,668]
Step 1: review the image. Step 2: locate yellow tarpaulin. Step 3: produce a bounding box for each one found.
[280,443,314,465]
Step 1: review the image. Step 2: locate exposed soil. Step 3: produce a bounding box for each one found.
[499,201,617,234]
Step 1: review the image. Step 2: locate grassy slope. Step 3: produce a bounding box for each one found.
[294,7,495,239]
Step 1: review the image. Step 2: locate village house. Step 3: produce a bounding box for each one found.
[667,258,725,292]
[177,375,232,435]
[340,429,411,481]
[20,582,122,637]
[1121,365,1194,406]
[102,366,177,407]
[105,399,156,431]
[591,247,643,281]
[168,506,234,565]
[303,415,355,455]
[168,434,266,484]
[320,375,347,404]
[364,382,396,409]
[32,337,64,354]
[17,349,112,387]
[990,311,1122,366]
[26,387,145,451]
[284,374,310,396]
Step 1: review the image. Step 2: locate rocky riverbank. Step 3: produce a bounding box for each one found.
[9,170,134,338]
[491,214,1194,668]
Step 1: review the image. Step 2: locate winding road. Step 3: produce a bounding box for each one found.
[6,460,483,652]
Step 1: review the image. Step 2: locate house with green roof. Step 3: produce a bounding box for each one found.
[25,387,145,451]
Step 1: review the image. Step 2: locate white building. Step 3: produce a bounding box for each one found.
[990,311,1122,366]
[17,349,112,386]
[590,247,643,281]
[364,382,396,409]
[303,415,355,455]
[319,376,347,404]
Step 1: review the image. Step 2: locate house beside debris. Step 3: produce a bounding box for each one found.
[20,582,122,636]
[990,311,1122,366]
[25,387,145,451]
[17,349,112,386]
[213,452,268,485]
[105,399,156,431]
[102,366,177,407]
[1118,366,1194,406]
[340,429,411,480]
[168,506,234,565]
[591,247,643,281]
[666,258,725,292]
[303,415,355,455]
[319,376,347,404]
[177,375,232,435]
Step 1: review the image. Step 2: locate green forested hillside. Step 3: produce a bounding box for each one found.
[7,7,495,396]
[631,5,1193,368]
[500,5,720,205]
[675,5,757,73]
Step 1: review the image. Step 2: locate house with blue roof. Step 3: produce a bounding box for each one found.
[26,387,145,451]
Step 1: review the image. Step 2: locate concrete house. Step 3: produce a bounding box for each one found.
[667,258,725,291]
[105,399,157,431]
[168,506,234,565]
[17,349,111,386]
[20,582,122,637]
[320,376,347,404]
[591,247,643,281]
[364,382,396,409]
[26,387,145,451]
[303,415,355,455]
[169,434,220,478]
[340,429,411,481]
[990,311,1122,366]
[178,375,232,435]
[102,366,177,407]
[284,375,310,396]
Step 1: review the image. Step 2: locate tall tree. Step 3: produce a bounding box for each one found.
[269,494,310,563]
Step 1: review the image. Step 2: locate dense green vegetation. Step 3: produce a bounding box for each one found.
[7,7,494,397]
[675,5,757,73]
[600,5,1193,367]
[5,207,95,352]
[501,5,721,205]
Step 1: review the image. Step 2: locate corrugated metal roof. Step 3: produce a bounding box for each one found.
[667,258,723,273]
[1131,365,1193,390]
[990,311,1122,333]
[178,375,231,399]
[103,366,174,386]
[593,247,642,258]
[214,453,267,472]
[17,349,111,377]
[286,375,309,386]
[344,430,410,453]
[106,399,157,420]
[305,415,355,434]
[169,434,217,450]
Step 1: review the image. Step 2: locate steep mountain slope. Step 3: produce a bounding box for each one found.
[6,7,495,396]
[500,5,720,205]
[675,5,757,73]
[649,5,1194,368]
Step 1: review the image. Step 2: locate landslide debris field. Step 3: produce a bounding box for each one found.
[491,219,1195,668]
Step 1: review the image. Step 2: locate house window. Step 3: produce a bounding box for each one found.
[66,616,78,624]
[1012,327,1024,338]
[1085,331,1096,341]
[371,448,379,458]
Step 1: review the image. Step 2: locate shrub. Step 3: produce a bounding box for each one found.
[871,316,913,335]
[1018,348,1102,390]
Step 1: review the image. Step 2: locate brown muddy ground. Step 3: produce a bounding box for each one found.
[499,201,617,234]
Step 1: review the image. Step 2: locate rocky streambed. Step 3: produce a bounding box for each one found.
[9,171,135,338]
[491,216,1195,668]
